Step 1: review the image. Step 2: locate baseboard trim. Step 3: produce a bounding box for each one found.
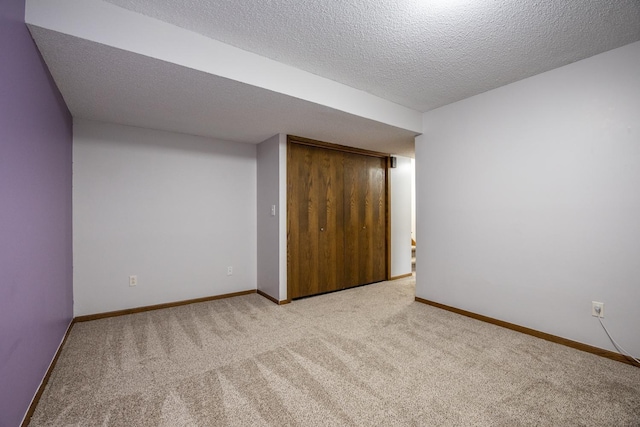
[257,289,278,304]
[415,297,640,368]
[75,289,257,322]
[21,319,75,427]
[257,289,290,305]
[389,273,413,280]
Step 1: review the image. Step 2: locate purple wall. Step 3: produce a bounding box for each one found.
[0,0,73,425]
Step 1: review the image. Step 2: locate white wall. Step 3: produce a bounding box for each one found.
[411,158,416,243]
[73,119,257,316]
[390,155,413,278]
[278,137,287,300]
[256,134,287,301]
[416,41,640,357]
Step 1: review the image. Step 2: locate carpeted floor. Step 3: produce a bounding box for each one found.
[30,276,640,426]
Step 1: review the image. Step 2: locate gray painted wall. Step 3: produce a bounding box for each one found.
[391,155,413,277]
[416,41,640,356]
[257,134,286,301]
[73,119,257,316]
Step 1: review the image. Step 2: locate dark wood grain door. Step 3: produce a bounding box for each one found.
[343,153,387,287]
[287,143,345,299]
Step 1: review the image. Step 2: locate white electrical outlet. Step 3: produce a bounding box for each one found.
[591,301,604,318]
[129,275,137,287]
[227,266,233,276]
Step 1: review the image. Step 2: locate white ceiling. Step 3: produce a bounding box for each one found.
[102,0,640,112]
[27,0,640,156]
[29,27,418,155]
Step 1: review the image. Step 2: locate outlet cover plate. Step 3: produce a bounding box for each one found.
[591,301,604,318]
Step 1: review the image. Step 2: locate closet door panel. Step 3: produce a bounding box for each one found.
[287,143,344,299]
[343,153,365,288]
[344,153,387,287]
[368,156,387,283]
[287,143,311,299]
[315,147,345,294]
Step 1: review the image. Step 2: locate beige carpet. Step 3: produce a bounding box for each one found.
[31,276,640,426]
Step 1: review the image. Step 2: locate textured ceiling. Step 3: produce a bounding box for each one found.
[30,27,417,156]
[103,0,640,112]
[27,0,640,156]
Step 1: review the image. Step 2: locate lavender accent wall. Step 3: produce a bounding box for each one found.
[0,0,73,425]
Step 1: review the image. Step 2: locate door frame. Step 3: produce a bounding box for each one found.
[286,135,392,301]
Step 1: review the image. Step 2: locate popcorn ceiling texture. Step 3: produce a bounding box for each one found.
[103,0,640,112]
[27,0,640,155]
[29,27,418,156]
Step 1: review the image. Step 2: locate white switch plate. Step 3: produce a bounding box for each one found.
[227,266,233,276]
[129,275,137,287]
[271,205,276,216]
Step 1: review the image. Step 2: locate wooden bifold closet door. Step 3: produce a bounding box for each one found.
[287,138,387,300]
[343,153,387,289]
